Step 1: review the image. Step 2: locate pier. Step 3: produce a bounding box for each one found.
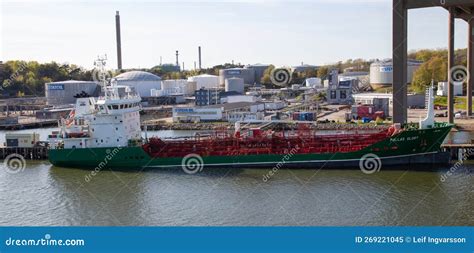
[0,119,58,130]
[441,143,474,160]
[0,147,48,160]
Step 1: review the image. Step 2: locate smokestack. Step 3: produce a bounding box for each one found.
[115,11,122,70]
[182,62,185,71]
[175,50,179,68]
[198,46,202,70]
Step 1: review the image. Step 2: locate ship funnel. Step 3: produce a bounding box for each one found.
[419,80,435,129]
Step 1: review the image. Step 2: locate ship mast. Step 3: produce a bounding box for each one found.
[93,55,110,99]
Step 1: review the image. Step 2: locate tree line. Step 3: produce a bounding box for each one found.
[0,48,468,97]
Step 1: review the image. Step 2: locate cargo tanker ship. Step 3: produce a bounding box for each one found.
[48,61,453,172]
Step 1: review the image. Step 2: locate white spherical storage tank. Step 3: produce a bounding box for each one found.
[225,77,245,94]
[114,71,162,97]
[187,74,219,90]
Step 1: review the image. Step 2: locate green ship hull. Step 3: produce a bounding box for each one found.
[48,123,453,170]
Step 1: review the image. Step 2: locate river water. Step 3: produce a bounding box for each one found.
[0,129,473,226]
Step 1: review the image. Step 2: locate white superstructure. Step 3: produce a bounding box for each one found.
[49,58,142,150]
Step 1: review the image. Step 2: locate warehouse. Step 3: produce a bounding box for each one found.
[45,80,99,106]
[114,71,162,97]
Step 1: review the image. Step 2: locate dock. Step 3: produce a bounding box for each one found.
[0,119,58,130]
[441,143,474,160]
[0,147,48,160]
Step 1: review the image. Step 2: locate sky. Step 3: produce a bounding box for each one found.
[0,0,470,70]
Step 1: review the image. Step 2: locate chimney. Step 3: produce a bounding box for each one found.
[198,46,202,70]
[175,50,179,67]
[115,11,122,70]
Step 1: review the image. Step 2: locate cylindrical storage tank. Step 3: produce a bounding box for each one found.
[185,81,197,96]
[187,74,219,90]
[225,77,245,94]
[219,68,255,86]
[370,61,393,89]
[246,64,271,84]
[161,80,176,91]
[45,80,99,106]
[370,60,422,89]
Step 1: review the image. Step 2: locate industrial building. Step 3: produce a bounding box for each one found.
[326,70,353,104]
[172,107,223,122]
[5,132,40,148]
[172,102,265,123]
[194,88,224,106]
[142,95,185,106]
[369,59,422,88]
[226,95,258,103]
[45,80,99,106]
[219,64,272,87]
[339,71,370,91]
[114,71,162,97]
[264,101,286,111]
[353,92,425,109]
[188,74,219,90]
